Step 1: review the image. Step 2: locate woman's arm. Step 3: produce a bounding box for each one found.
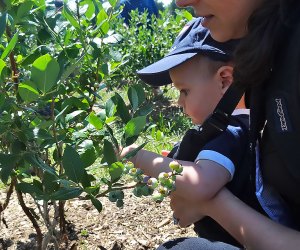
[173,188,300,250]
[121,145,231,202]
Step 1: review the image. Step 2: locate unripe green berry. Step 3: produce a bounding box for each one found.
[169,161,181,171]
[158,172,169,182]
[147,177,158,189]
[161,179,175,191]
[116,199,124,208]
[129,168,137,176]
[125,162,134,170]
[158,186,168,196]
[176,165,184,174]
[152,192,164,202]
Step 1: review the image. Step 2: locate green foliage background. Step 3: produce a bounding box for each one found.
[0,0,192,247]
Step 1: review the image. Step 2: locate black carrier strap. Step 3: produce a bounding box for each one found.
[173,84,246,161]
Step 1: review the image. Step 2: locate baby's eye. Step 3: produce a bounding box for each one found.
[180,89,189,96]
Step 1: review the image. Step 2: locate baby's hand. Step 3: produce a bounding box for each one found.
[120,144,139,164]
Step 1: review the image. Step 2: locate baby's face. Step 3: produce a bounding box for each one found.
[170,56,224,125]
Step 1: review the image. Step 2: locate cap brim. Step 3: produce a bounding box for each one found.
[137,52,197,87]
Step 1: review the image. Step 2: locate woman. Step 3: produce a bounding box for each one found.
[159,0,300,249]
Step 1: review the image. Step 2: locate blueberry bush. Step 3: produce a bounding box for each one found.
[0,1,191,248]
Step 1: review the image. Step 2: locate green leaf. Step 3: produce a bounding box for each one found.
[156,130,164,141]
[91,196,102,213]
[16,182,44,196]
[55,105,69,122]
[108,0,118,8]
[80,147,97,168]
[113,94,131,124]
[17,1,33,19]
[80,171,91,188]
[11,139,26,154]
[0,58,7,83]
[182,10,193,21]
[43,171,59,193]
[0,13,7,39]
[1,31,18,60]
[125,116,146,138]
[18,82,39,102]
[50,187,82,200]
[85,0,95,20]
[122,142,147,161]
[105,123,119,151]
[128,85,145,111]
[59,54,84,83]
[96,9,109,34]
[0,93,5,108]
[103,139,117,165]
[63,4,80,29]
[21,49,41,67]
[23,153,57,177]
[31,54,60,93]
[96,8,108,26]
[66,110,86,122]
[134,103,153,117]
[105,98,117,117]
[0,153,20,183]
[109,162,124,182]
[62,145,86,183]
[87,111,103,130]
[84,186,99,196]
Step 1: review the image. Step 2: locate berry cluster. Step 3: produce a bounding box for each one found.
[125,160,183,202]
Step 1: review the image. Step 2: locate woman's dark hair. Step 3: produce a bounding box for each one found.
[233,0,300,89]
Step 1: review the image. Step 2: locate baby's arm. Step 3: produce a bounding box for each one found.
[122,145,231,202]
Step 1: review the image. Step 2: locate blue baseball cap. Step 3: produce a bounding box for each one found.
[137,18,239,87]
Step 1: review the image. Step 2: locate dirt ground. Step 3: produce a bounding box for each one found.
[0,188,197,250]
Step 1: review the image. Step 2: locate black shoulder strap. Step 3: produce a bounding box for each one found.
[173,81,246,161]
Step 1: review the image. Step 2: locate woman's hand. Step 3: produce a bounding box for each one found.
[170,192,205,227]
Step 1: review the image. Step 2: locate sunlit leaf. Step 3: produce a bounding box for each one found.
[1,31,18,60]
[125,116,146,138]
[66,110,86,122]
[109,162,124,182]
[87,111,103,130]
[31,54,60,93]
[62,4,80,29]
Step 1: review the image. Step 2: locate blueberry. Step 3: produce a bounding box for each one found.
[108,191,118,202]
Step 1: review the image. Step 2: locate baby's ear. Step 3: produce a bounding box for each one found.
[216,65,233,94]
